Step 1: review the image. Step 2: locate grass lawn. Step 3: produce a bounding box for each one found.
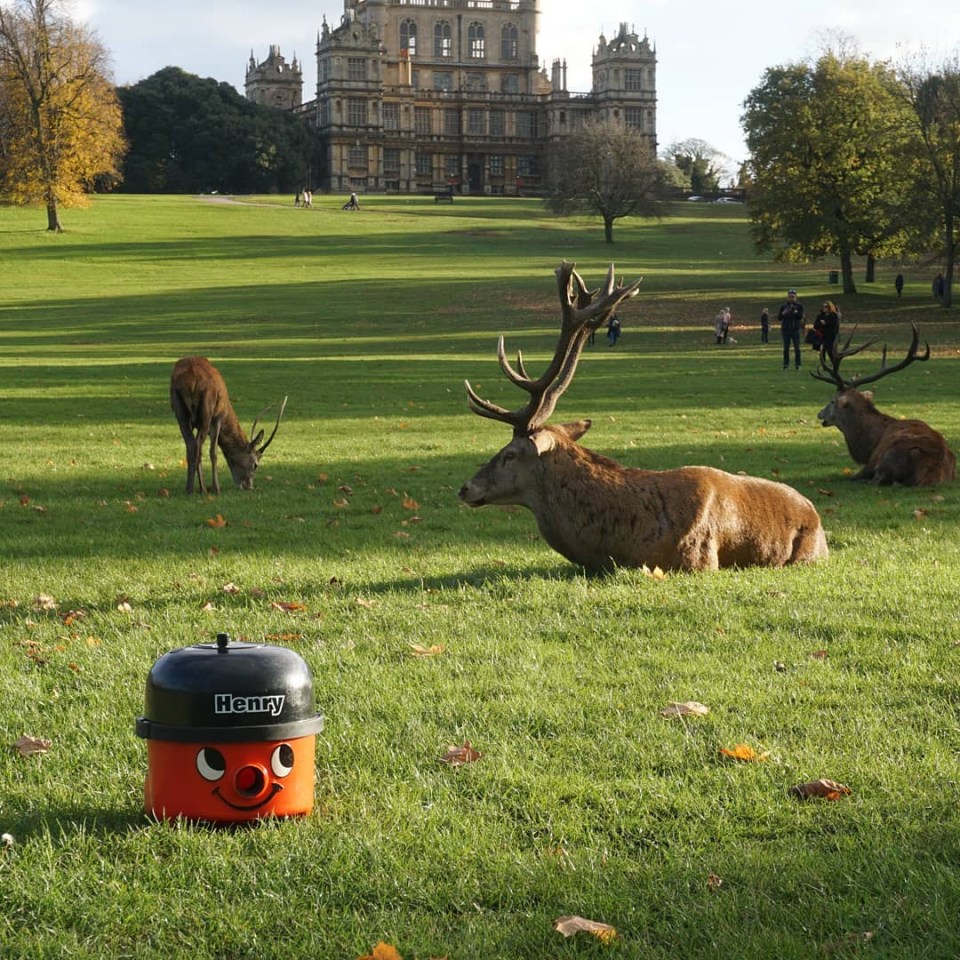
[1,194,959,959]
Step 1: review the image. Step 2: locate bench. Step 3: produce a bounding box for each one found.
[434,191,454,203]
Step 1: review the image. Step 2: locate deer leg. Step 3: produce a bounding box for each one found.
[209,419,222,495]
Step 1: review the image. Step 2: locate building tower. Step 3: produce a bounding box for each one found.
[245,45,303,110]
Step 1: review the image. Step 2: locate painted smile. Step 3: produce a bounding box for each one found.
[212,782,283,811]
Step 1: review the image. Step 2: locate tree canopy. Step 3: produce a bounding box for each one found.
[117,67,323,195]
[545,119,662,243]
[661,138,727,194]
[742,50,908,294]
[0,0,125,231]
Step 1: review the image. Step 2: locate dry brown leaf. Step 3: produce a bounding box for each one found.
[553,915,617,943]
[913,509,928,520]
[790,778,852,801]
[706,873,723,892]
[34,594,56,611]
[116,600,133,612]
[271,601,306,612]
[720,744,770,762]
[222,582,241,594]
[356,942,403,960]
[408,643,445,657]
[402,496,419,511]
[640,563,666,580]
[810,649,829,660]
[659,701,709,718]
[356,597,377,608]
[439,741,482,766]
[206,514,227,528]
[200,602,216,612]
[16,734,51,757]
[1,833,13,849]
[333,498,350,509]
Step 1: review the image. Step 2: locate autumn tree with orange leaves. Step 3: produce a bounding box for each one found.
[0,0,125,231]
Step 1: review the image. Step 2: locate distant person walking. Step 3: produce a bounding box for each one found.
[895,273,904,298]
[813,299,841,361]
[778,288,804,370]
[760,307,769,343]
[933,272,945,300]
[607,313,621,346]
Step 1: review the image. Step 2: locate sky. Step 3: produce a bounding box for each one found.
[75,0,960,174]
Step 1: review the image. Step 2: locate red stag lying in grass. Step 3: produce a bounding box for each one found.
[812,324,956,486]
[170,356,287,494]
[458,262,828,572]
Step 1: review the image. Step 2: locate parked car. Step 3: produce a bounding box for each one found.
[686,195,706,202]
[714,197,743,203]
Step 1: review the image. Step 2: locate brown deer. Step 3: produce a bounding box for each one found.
[458,262,828,572]
[170,357,287,494]
[812,324,956,486]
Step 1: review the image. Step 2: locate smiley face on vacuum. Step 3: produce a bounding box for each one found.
[195,742,295,811]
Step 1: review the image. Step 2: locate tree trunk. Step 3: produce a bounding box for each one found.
[943,216,955,308]
[865,254,876,283]
[46,200,62,233]
[840,246,857,295]
[603,215,614,244]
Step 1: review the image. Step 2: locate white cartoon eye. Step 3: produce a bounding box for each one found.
[270,743,295,778]
[196,747,226,782]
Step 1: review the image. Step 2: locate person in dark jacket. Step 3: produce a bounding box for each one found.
[813,299,841,360]
[777,289,804,369]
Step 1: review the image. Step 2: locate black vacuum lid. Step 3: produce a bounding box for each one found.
[135,633,324,743]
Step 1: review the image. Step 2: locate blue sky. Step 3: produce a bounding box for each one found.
[77,0,960,174]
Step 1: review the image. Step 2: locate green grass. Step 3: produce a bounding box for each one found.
[1,194,959,959]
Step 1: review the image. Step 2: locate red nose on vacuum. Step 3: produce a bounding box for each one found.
[135,633,324,823]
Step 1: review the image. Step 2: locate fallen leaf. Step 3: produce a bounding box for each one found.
[706,873,723,892]
[356,597,377,608]
[200,602,216,612]
[222,582,241,594]
[913,509,928,520]
[408,643,445,657]
[16,734,52,757]
[439,741,482,766]
[1,833,12,849]
[356,942,403,960]
[19,494,30,506]
[116,601,133,612]
[659,701,710,718]
[553,916,617,943]
[720,744,770,762]
[338,484,353,495]
[790,778,851,801]
[271,601,306,612]
[817,488,835,497]
[206,514,227,528]
[265,632,303,642]
[33,594,56,611]
[810,649,829,660]
[157,487,170,497]
[641,564,666,580]
[402,496,419,511]
[333,498,350,509]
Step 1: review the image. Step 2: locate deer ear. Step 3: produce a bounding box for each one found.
[555,419,592,441]
[251,430,265,448]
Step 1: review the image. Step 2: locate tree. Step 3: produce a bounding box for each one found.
[117,67,323,195]
[662,138,728,194]
[742,50,909,293]
[0,0,125,231]
[896,58,960,308]
[545,119,661,243]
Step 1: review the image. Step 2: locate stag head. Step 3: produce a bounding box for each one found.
[812,323,929,427]
[229,396,288,489]
[459,262,641,508]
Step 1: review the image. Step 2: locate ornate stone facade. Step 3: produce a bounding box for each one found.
[245,45,303,111]
[248,3,656,195]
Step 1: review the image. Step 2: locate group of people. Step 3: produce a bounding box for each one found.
[718,290,841,369]
[294,189,313,208]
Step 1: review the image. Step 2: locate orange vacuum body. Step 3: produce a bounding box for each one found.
[135,634,324,823]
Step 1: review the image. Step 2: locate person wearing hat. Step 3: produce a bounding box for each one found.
[777,288,805,369]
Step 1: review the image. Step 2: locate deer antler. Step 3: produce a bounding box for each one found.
[251,395,288,453]
[465,262,642,435]
[811,323,929,390]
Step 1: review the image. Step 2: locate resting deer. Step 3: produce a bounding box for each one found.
[812,324,956,486]
[170,357,287,494]
[458,262,828,572]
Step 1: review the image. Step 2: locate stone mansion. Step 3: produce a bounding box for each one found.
[245,0,657,196]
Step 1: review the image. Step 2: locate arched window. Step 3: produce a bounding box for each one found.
[400,20,417,57]
[501,23,518,60]
[468,22,485,59]
[434,20,452,58]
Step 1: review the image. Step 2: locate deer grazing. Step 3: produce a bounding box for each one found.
[458,262,828,572]
[812,324,956,486]
[170,357,287,494]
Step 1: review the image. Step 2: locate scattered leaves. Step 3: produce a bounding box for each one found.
[356,942,402,960]
[790,778,851,801]
[659,701,709,718]
[408,643,445,658]
[206,514,227,528]
[439,741,482,766]
[553,916,618,943]
[16,734,51,757]
[720,744,770,762]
